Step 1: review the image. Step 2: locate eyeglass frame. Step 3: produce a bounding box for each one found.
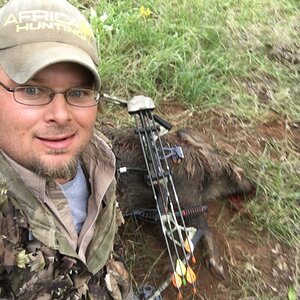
[0,81,100,107]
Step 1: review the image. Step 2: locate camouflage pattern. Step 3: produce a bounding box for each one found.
[0,152,130,300]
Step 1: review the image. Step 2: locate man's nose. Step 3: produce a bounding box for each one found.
[44,93,72,124]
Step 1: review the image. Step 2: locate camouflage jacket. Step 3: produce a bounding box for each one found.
[0,134,131,300]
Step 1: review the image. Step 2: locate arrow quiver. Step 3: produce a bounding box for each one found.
[126,96,201,299]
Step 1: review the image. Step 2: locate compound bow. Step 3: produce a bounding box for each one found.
[103,94,208,299]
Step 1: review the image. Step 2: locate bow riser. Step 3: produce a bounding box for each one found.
[128,96,199,297]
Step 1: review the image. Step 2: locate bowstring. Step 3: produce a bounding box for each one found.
[134,109,197,296]
[146,111,197,292]
[133,112,182,294]
[151,112,198,265]
[102,93,198,297]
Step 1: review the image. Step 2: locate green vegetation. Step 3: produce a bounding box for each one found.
[88,0,299,240]
[87,1,299,298]
[88,0,299,117]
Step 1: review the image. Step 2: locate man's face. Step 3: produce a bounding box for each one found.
[0,62,98,183]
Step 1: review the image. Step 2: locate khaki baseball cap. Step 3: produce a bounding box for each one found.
[0,0,100,89]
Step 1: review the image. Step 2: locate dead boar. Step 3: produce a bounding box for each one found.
[102,127,255,279]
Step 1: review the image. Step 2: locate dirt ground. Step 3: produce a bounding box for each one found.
[124,201,295,300]
[100,102,299,300]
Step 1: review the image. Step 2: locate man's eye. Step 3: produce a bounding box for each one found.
[23,87,41,95]
[68,89,85,98]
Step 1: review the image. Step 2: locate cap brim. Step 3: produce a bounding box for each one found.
[0,42,100,90]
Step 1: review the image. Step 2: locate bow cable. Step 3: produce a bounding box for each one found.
[102,94,204,298]
[128,96,198,297]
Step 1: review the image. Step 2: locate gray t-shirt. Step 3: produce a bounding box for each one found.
[60,164,90,234]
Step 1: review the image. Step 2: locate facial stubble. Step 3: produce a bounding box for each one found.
[30,150,80,182]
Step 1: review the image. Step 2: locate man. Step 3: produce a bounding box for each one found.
[0,0,132,299]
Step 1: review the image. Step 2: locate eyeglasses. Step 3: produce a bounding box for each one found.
[0,82,100,107]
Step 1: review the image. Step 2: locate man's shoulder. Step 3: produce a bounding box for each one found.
[94,129,113,148]
[84,131,115,166]
[0,178,9,215]
[0,152,11,208]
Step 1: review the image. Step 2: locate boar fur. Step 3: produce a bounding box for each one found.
[102,127,255,279]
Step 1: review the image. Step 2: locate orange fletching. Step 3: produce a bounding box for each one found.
[172,272,182,288]
[186,267,196,284]
[184,238,194,253]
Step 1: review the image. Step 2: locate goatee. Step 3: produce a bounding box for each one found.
[30,154,80,182]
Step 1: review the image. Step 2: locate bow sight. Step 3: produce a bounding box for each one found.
[103,94,208,299]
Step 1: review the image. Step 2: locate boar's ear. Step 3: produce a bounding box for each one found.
[176,128,211,150]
